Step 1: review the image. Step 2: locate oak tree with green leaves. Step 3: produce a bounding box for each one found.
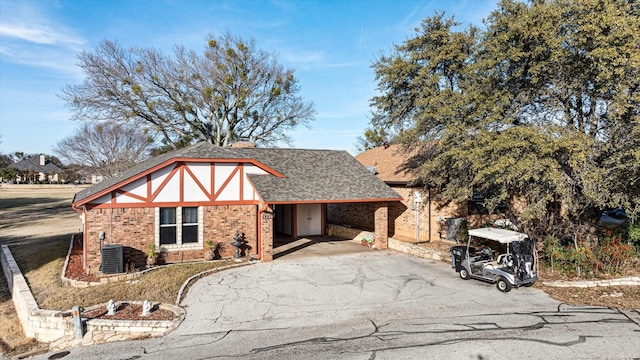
[370,0,639,237]
[61,32,316,149]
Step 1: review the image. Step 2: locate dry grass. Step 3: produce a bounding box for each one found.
[16,235,233,310]
[0,186,233,356]
[0,264,41,355]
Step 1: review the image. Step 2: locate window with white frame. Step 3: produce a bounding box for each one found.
[156,207,203,249]
[181,207,199,243]
[159,208,177,245]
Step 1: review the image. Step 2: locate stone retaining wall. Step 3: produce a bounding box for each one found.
[49,302,185,351]
[328,224,450,262]
[387,237,450,262]
[1,244,74,342]
[542,277,640,288]
[1,243,185,350]
[327,224,374,242]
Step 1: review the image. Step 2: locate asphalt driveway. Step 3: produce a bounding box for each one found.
[176,249,556,333]
[36,248,640,359]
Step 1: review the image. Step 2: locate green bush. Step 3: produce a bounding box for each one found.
[542,230,637,278]
[628,223,640,245]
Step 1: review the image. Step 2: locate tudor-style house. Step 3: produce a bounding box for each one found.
[72,141,401,274]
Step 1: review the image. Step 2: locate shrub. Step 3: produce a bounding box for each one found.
[542,230,637,278]
[628,223,640,245]
[594,229,636,275]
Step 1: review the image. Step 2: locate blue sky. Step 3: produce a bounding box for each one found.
[0,0,498,160]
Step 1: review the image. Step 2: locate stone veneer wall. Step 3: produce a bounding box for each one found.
[327,187,475,243]
[84,205,258,272]
[327,224,448,262]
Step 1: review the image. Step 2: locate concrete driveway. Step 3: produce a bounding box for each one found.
[37,249,640,359]
[272,236,370,259]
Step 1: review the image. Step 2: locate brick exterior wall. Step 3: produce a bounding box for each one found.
[201,205,257,261]
[260,205,274,261]
[327,202,404,234]
[328,186,473,243]
[374,205,388,249]
[85,208,155,274]
[84,205,257,273]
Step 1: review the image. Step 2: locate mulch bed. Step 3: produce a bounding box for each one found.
[65,235,176,320]
[83,302,175,321]
[65,234,101,283]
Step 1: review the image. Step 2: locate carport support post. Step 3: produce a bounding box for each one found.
[260,204,274,261]
[374,204,389,250]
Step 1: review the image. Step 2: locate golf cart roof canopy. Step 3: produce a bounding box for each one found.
[468,227,529,244]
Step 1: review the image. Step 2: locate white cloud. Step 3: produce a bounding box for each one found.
[0,23,83,46]
[0,42,83,78]
[0,1,85,76]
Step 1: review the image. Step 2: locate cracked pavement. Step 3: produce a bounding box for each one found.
[33,247,640,359]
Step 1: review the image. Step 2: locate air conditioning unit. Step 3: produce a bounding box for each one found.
[101,244,123,274]
[445,217,467,242]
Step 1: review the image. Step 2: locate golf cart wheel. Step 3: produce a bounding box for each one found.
[496,277,512,292]
[459,268,470,280]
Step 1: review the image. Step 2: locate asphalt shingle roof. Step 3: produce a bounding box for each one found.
[73,142,401,204]
[12,156,62,174]
[355,144,420,184]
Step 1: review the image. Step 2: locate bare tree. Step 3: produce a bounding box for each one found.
[60,32,316,148]
[53,122,152,177]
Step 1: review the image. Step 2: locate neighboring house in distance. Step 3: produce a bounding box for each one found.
[71,141,402,274]
[76,167,106,184]
[329,144,494,243]
[90,174,106,184]
[12,154,63,183]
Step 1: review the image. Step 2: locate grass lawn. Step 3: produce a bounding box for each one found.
[0,186,235,356]
[11,235,234,310]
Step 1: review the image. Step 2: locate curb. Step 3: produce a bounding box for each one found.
[175,261,255,305]
[542,276,640,288]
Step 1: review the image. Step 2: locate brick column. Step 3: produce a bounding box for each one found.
[374,203,389,249]
[260,205,274,261]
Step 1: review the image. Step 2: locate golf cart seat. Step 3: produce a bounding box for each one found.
[497,253,513,266]
[482,254,513,270]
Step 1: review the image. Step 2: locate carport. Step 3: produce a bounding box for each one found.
[243,148,402,261]
[257,199,399,261]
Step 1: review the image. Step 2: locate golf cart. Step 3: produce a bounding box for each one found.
[450,227,537,292]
